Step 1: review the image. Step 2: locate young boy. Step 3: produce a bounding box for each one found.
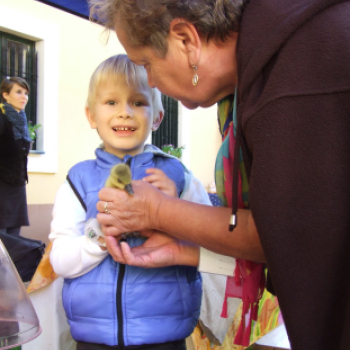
[49,54,212,350]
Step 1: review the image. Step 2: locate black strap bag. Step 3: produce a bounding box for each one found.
[0,233,45,282]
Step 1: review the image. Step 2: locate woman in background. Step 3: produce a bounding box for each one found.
[0,77,31,236]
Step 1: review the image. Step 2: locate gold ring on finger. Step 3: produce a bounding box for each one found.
[103,201,110,214]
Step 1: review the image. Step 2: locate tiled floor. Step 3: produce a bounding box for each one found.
[252,324,291,350]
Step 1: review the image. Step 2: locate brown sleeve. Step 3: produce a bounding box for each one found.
[241,5,350,349]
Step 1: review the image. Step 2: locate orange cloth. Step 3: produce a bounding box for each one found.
[27,241,59,293]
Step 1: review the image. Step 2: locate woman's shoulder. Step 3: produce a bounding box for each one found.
[0,104,10,135]
[0,104,7,120]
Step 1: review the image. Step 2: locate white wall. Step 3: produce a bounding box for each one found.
[179,104,221,190]
[0,0,221,204]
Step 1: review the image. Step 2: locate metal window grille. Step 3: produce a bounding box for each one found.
[152,94,178,149]
[0,32,38,146]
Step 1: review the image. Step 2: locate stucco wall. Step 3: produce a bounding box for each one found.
[179,104,221,189]
[0,0,221,208]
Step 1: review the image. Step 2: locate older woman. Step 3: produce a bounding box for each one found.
[0,77,31,237]
[89,1,350,349]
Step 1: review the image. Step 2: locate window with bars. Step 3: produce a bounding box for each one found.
[0,31,38,145]
[152,94,178,149]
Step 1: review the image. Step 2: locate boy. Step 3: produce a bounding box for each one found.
[49,55,212,350]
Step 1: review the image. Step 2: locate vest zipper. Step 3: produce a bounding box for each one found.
[116,157,132,347]
[116,262,126,347]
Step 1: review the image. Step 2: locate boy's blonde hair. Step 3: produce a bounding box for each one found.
[87,54,164,121]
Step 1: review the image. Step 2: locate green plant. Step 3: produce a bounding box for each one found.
[27,121,42,141]
[161,144,185,159]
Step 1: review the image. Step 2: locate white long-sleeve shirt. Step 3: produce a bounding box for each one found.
[49,181,109,278]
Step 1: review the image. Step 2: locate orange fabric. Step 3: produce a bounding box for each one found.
[27,241,59,293]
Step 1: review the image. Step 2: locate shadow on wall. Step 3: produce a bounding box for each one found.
[21,204,53,245]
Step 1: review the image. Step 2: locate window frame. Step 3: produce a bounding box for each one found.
[152,94,179,149]
[0,31,38,148]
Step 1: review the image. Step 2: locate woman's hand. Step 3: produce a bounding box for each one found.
[97,180,165,236]
[143,168,178,197]
[97,179,266,263]
[105,229,199,268]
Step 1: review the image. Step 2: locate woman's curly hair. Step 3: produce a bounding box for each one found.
[89,0,247,57]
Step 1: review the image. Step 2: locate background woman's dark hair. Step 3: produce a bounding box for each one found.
[0,77,30,103]
[89,0,247,57]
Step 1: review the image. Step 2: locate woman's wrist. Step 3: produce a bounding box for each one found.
[177,242,199,267]
[153,195,178,232]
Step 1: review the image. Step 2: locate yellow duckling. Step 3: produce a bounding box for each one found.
[105,163,134,195]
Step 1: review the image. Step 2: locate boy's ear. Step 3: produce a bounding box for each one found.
[152,111,164,131]
[85,106,97,129]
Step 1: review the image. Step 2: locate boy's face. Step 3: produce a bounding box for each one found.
[86,77,162,159]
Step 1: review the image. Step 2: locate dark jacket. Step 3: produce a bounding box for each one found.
[237,0,350,349]
[0,106,30,187]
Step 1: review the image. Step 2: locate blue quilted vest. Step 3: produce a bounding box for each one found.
[62,147,202,347]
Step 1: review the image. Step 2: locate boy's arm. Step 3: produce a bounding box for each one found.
[49,181,108,278]
[180,172,212,205]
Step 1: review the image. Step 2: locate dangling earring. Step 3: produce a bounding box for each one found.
[192,65,198,86]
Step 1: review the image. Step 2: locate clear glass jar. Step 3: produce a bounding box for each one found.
[0,240,41,349]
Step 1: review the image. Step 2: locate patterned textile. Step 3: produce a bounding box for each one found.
[214,94,265,346]
[1,103,31,142]
[190,286,283,349]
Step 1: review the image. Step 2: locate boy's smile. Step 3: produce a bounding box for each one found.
[112,126,136,132]
[86,77,161,159]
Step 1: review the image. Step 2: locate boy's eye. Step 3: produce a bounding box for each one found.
[134,101,144,107]
[107,101,117,105]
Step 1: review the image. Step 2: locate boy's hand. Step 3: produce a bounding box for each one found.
[143,168,177,197]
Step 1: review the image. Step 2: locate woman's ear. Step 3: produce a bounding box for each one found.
[2,92,9,103]
[85,106,97,129]
[169,18,201,68]
[152,111,164,131]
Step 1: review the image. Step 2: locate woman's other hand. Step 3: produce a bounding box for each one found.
[105,229,199,268]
